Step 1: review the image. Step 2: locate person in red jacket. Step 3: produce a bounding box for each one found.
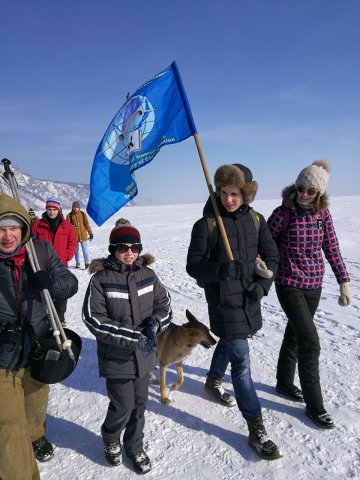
[32,197,77,325]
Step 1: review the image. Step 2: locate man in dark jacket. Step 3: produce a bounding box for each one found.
[0,194,78,480]
[186,164,281,460]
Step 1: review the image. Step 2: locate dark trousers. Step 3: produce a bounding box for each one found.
[53,298,67,324]
[101,375,149,456]
[276,284,325,413]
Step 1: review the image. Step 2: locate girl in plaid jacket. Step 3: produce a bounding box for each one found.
[267,160,352,430]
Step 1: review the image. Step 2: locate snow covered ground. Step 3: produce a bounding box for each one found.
[38,196,359,480]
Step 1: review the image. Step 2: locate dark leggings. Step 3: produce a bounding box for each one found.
[276,284,325,413]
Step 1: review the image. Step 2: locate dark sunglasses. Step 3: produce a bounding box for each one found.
[114,243,142,254]
[296,185,317,196]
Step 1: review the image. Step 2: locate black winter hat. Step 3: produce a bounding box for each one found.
[109,218,141,245]
[108,218,141,256]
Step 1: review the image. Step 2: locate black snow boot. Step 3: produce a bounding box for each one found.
[305,407,335,429]
[32,436,54,462]
[103,440,122,466]
[130,450,152,475]
[276,383,304,402]
[246,415,282,460]
[204,377,236,407]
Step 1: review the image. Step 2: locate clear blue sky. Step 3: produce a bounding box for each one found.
[1,0,359,204]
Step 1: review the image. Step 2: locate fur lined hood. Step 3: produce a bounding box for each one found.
[282,185,329,211]
[88,253,155,274]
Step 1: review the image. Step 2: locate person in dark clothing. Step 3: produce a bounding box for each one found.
[28,208,39,224]
[0,194,78,480]
[267,160,352,429]
[32,197,77,326]
[186,164,281,460]
[82,219,172,475]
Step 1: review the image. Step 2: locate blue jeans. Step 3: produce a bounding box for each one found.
[208,337,261,420]
[75,241,89,265]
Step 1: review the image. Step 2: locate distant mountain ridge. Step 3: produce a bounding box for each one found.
[0,166,90,210]
[0,166,152,211]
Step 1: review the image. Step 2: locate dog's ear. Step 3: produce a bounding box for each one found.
[186,309,199,324]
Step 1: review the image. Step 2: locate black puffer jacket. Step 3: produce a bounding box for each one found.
[0,239,78,370]
[186,197,279,337]
[82,254,172,379]
[0,194,78,370]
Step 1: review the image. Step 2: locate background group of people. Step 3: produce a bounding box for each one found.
[0,159,352,479]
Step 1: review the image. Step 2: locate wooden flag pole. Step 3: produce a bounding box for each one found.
[193,133,234,261]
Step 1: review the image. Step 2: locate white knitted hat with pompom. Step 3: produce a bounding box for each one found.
[295,160,330,196]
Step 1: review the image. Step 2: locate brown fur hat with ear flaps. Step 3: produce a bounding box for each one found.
[214,164,258,204]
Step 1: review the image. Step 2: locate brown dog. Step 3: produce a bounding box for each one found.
[150,309,217,404]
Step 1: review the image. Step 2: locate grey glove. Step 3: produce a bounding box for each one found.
[338,282,352,307]
[218,260,242,280]
[246,283,265,301]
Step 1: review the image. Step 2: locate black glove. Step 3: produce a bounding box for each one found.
[31,270,53,291]
[218,260,242,280]
[141,317,159,345]
[246,283,265,301]
[89,234,94,241]
[138,333,157,353]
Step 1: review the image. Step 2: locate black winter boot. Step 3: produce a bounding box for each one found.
[246,415,282,460]
[103,440,122,466]
[32,436,54,462]
[130,450,152,475]
[276,383,304,402]
[204,377,236,407]
[305,407,335,429]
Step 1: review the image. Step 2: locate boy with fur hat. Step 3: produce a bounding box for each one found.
[66,200,93,269]
[267,160,352,429]
[0,194,78,479]
[82,219,172,474]
[32,197,77,325]
[186,164,281,460]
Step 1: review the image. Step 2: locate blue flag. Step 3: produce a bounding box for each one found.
[87,61,197,226]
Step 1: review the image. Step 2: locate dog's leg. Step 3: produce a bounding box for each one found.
[170,362,184,392]
[160,365,172,405]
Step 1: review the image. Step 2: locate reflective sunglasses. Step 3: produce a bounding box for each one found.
[296,185,317,196]
[114,243,142,254]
